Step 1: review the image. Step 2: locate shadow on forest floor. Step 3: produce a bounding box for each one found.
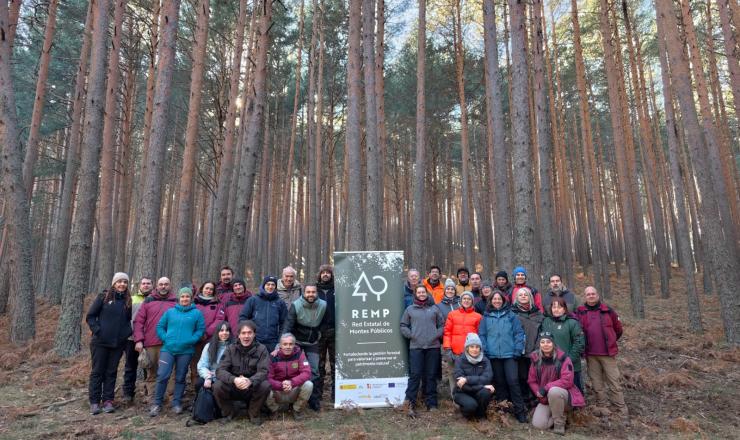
[0,266,738,439]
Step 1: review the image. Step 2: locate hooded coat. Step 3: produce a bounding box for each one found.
[277,279,303,306]
[86,291,132,348]
[400,300,445,349]
[541,314,585,372]
[478,305,526,359]
[222,290,253,335]
[239,283,288,348]
[156,303,206,355]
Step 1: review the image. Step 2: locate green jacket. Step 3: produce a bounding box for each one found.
[541,315,585,372]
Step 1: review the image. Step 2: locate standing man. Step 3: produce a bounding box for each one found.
[403,269,422,309]
[494,271,512,297]
[277,266,303,306]
[223,279,253,335]
[575,286,628,421]
[133,277,177,397]
[215,266,235,299]
[455,267,471,295]
[542,273,578,315]
[123,277,153,403]
[316,264,336,402]
[282,284,327,411]
[240,276,288,350]
[469,272,483,299]
[423,265,445,304]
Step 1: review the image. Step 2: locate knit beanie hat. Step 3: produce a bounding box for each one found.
[444,278,456,289]
[233,278,246,288]
[262,275,278,287]
[513,266,527,278]
[111,272,130,286]
[178,286,193,297]
[495,270,508,281]
[460,291,474,303]
[481,279,493,290]
[464,332,482,349]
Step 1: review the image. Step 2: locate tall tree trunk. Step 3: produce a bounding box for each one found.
[96,0,127,290]
[363,0,381,249]
[7,0,21,48]
[412,0,426,267]
[172,0,210,286]
[22,0,59,197]
[508,0,535,273]
[483,0,513,271]
[133,0,182,282]
[346,0,363,250]
[228,0,273,271]
[53,0,111,356]
[306,0,320,274]
[656,0,739,343]
[375,0,386,250]
[718,0,740,120]
[46,1,94,304]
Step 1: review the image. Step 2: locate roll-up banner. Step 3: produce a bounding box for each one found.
[333,251,408,408]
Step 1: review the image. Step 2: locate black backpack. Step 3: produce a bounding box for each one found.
[187,387,222,425]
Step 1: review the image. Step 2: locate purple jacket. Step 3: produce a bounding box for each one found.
[194,296,226,340]
[528,349,585,407]
[268,346,312,391]
[133,292,177,347]
[222,291,253,335]
[575,302,623,357]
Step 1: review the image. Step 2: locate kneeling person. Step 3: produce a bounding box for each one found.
[266,333,313,420]
[214,321,270,425]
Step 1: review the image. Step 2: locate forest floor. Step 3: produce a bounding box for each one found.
[0,266,738,439]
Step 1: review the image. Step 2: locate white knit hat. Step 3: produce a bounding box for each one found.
[111,272,130,286]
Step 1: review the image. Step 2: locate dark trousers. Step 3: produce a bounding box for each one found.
[406,348,440,408]
[154,352,193,407]
[517,356,535,406]
[454,388,494,419]
[303,347,321,406]
[213,379,271,418]
[318,328,336,399]
[89,343,125,404]
[123,340,138,398]
[574,371,584,395]
[490,358,526,416]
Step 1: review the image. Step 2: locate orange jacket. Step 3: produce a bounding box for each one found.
[423,278,446,304]
[443,307,483,355]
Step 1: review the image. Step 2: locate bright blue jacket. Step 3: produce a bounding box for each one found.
[478,305,526,359]
[156,304,205,355]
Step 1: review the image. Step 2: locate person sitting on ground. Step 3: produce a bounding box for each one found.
[239,275,287,350]
[223,278,252,335]
[149,287,205,417]
[575,286,628,420]
[214,320,271,425]
[265,333,313,420]
[453,333,495,421]
[541,298,585,394]
[196,321,233,393]
[400,285,445,417]
[86,272,133,415]
[528,332,585,435]
[478,291,528,423]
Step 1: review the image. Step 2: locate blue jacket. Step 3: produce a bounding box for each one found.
[478,305,526,359]
[156,304,205,355]
[239,288,287,349]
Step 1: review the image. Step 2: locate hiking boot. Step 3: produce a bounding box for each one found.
[407,405,418,419]
[292,410,305,421]
[149,405,161,417]
[90,403,101,415]
[591,406,611,417]
[122,394,134,404]
[553,421,565,435]
[516,412,529,423]
[173,405,183,415]
[102,401,115,413]
[250,415,264,426]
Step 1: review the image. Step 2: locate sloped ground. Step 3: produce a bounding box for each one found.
[0,266,738,439]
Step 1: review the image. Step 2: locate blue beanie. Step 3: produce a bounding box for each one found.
[262,275,278,287]
[513,266,527,277]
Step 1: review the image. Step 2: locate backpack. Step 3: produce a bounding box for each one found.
[187,386,222,425]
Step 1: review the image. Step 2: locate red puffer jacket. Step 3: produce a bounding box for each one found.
[268,346,312,391]
[133,292,177,347]
[443,307,482,355]
[575,302,622,357]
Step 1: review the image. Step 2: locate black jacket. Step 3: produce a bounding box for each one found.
[86,291,132,348]
[317,282,335,329]
[453,355,494,395]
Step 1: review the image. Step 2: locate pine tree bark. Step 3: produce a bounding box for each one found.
[656,0,739,343]
[1,0,36,343]
[172,0,210,286]
[22,0,59,197]
[363,0,381,250]
[346,0,363,250]
[7,0,21,48]
[375,0,386,250]
[718,0,740,120]
[412,0,425,266]
[306,0,320,273]
[228,0,273,271]
[53,0,111,356]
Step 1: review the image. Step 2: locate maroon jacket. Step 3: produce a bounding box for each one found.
[133,291,177,347]
[268,346,312,391]
[194,296,226,340]
[222,290,253,335]
[215,281,233,300]
[528,349,585,407]
[575,302,623,357]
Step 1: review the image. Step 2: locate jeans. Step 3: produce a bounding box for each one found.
[122,340,138,398]
[454,387,494,419]
[89,343,125,404]
[490,357,526,416]
[406,348,440,408]
[154,351,193,407]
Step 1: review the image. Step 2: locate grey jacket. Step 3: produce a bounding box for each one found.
[400,302,445,349]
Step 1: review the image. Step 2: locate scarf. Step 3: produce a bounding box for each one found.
[465,349,484,364]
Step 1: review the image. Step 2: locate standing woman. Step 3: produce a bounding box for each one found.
[86,272,133,415]
[191,281,225,387]
[150,287,205,416]
[511,286,545,407]
[478,291,528,423]
[541,298,585,394]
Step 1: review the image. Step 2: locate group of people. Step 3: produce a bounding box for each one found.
[400,266,628,435]
[85,263,627,433]
[85,265,336,425]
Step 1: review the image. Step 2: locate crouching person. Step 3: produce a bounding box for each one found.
[528,332,585,435]
[453,333,494,421]
[265,333,313,420]
[214,320,271,425]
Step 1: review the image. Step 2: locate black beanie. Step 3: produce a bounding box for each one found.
[495,271,509,281]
